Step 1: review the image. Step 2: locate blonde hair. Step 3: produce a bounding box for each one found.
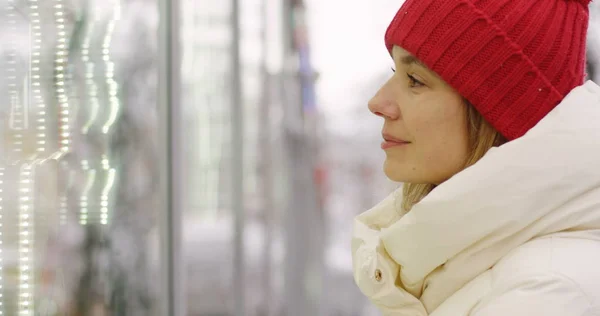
[400,102,506,212]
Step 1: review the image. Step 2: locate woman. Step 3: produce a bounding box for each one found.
[352,0,600,315]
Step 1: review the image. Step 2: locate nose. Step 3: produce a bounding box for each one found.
[368,86,400,120]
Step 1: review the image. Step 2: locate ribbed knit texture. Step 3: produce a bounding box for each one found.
[385,0,591,140]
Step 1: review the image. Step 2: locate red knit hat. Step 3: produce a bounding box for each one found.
[385,0,592,140]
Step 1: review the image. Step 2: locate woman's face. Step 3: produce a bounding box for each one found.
[368,46,470,185]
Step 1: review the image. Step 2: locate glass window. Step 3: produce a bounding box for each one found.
[0,0,164,314]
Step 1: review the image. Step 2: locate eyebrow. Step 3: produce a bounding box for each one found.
[400,55,427,69]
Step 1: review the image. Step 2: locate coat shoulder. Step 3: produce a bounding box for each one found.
[477,234,600,315]
[492,234,600,296]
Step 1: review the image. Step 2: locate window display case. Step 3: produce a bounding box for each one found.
[0,0,170,314]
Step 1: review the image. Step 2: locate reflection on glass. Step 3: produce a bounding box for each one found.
[0,0,161,314]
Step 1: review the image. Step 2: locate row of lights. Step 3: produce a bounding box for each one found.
[30,0,47,155]
[81,7,99,135]
[79,160,95,225]
[59,162,70,226]
[80,159,116,226]
[55,0,70,153]
[18,164,34,315]
[79,6,98,226]
[3,0,123,313]
[4,7,15,313]
[97,0,122,225]
[6,0,23,157]
[100,157,116,225]
[55,0,71,228]
[101,0,121,135]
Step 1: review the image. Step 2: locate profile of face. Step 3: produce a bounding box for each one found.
[368,46,470,185]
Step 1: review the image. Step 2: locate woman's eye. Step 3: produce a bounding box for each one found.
[407,74,424,88]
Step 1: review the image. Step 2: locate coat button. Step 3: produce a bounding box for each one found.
[374,269,382,282]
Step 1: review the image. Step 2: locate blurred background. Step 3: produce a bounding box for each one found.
[1,0,600,315]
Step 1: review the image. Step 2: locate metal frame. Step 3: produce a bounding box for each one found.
[231,0,246,314]
[158,0,185,314]
[157,0,246,314]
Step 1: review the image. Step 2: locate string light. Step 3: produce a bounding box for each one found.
[18,164,34,315]
[55,0,70,152]
[59,162,71,225]
[30,0,47,155]
[100,156,115,225]
[97,0,121,226]
[80,161,96,225]
[81,9,99,135]
[101,0,121,134]
[6,0,24,157]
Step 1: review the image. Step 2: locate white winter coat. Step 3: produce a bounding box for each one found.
[352,81,600,316]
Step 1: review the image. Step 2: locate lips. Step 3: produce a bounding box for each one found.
[382,133,408,143]
[381,133,410,150]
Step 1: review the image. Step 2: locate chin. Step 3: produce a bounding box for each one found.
[383,169,405,182]
[383,159,435,184]
[383,160,411,183]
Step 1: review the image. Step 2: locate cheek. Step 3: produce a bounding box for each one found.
[410,104,464,138]
[411,102,469,167]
